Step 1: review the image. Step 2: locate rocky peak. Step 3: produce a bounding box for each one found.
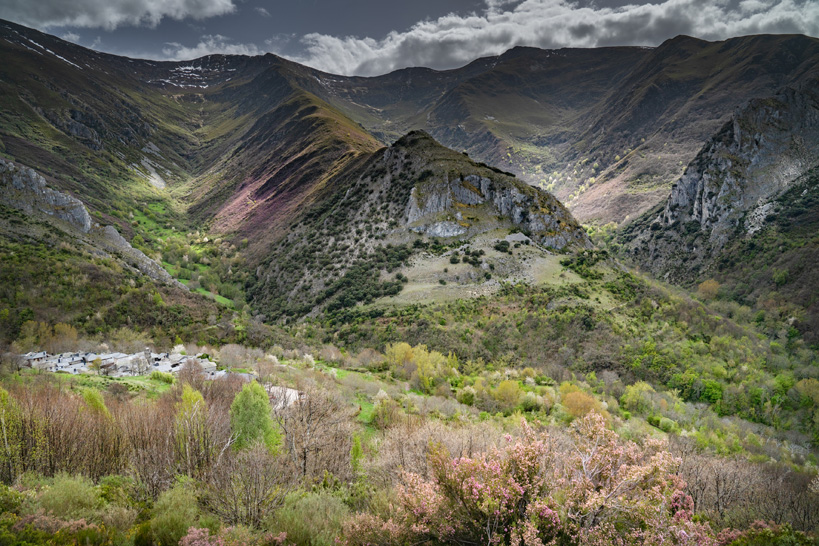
[389,131,590,250]
[657,82,819,250]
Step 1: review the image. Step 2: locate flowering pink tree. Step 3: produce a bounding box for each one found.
[342,413,716,546]
[561,413,714,545]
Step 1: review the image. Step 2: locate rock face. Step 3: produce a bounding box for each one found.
[625,81,819,281]
[0,159,183,288]
[0,159,92,232]
[397,132,591,250]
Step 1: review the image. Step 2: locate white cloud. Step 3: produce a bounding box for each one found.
[285,0,819,76]
[254,7,271,17]
[0,0,236,31]
[162,34,262,59]
[739,0,776,13]
[61,31,81,43]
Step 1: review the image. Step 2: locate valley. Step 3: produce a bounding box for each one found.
[0,16,818,546]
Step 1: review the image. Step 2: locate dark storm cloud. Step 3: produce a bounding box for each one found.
[0,0,236,30]
[287,0,819,75]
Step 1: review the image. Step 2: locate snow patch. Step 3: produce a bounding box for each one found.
[25,38,82,69]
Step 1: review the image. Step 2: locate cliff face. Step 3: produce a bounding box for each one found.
[0,159,93,233]
[0,159,182,288]
[394,132,591,250]
[624,82,819,281]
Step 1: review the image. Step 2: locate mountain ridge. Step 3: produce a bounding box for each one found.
[4,18,819,227]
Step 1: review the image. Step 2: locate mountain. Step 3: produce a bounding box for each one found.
[286,35,819,225]
[0,20,591,328]
[3,18,819,332]
[4,19,819,232]
[621,81,819,343]
[248,130,590,319]
[0,19,381,254]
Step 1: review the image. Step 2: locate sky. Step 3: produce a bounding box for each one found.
[1,0,818,76]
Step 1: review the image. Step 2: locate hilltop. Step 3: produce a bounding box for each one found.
[249,130,590,319]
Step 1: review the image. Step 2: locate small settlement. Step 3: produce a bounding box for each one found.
[18,350,305,409]
[19,348,221,378]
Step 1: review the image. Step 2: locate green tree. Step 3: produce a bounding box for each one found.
[89,357,103,375]
[175,385,210,477]
[494,380,522,410]
[82,388,111,420]
[621,381,655,415]
[230,382,280,452]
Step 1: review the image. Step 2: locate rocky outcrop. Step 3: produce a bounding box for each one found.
[405,168,591,250]
[0,159,92,232]
[626,81,819,280]
[0,159,183,288]
[394,133,590,250]
[40,109,104,151]
[91,226,182,287]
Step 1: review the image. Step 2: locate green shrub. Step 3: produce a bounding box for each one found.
[134,521,153,546]
[98,475,136,507]
[151,480,200,546]
[38,473,103,521]
[456,386,476,406]
[150,371,176,384]
[658,417,679,433]
[0,484,23,514]
[267,491,350,546]
[82,388,111,419]
[99,504,138,533]
[518,391,545,413]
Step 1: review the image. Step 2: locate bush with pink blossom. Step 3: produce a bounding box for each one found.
[342,412,717,546]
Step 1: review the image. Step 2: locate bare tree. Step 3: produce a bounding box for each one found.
[200,445,292,528]
[274,382,354,481]
[173,385,233,480]
[119,400,175,499]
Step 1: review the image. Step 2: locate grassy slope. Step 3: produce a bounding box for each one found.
[0,204,224,346]
[306,252,819,446]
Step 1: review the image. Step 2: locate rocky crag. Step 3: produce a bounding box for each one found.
[397,132,591,250]
[623,81,819,282]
